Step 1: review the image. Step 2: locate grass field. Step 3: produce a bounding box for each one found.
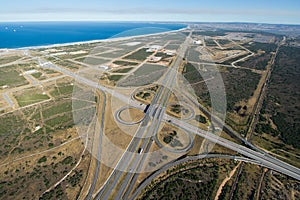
[108,74,123,82]
[14,88,50,107]
[134,64,165,76]
[124,48,152,61]
[113,60,138,66]
[165,44,180,50]
[186,46,204,63]
[42,101,72,119]
[0,66,28,87]
[45,113,73,128]
[76,56,109,65]
[0,55,21,65]
[50,82,74,97]
[205,38,218,46]
[54,60,82,70]
[31,72,43,79]
[217,39,232,45]
[118,64,166,87]
[56,53,89,60]
[112,67,133,73]
[97,50,129,58]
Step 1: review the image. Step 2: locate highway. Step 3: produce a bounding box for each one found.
[179,87,263,153]
[94,32,192,199]
[38,59,145,111]
[117,32,192,200]
[165,115,300,181]
[85,90,107,200]
[36,34,300,199]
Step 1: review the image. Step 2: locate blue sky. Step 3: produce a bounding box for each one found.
[1,0,300,24]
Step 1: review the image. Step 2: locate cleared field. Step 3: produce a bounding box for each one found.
[186,46,204,63]
[14,88,50,107]
[45,112,73,128]
[76,56,109,65]
[113,60,138,66]
[97,49,131,59]
[0,55,21,65]
[49,81,74,97]
[217,39,232,45]
[54,60,82,70]
[91,46,112,54]
[165,44,180,50]
[118,64,166,87]
[0,66,28,87]
[205,38,218,46]
[119,107,144,123]
[124,48,153,61]
[135,64,165,76]
[42,100,72,119]
[162,33,186,41]
[56,53,89,60]
[220,52,251,65]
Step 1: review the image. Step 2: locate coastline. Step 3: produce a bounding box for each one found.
[2,26,188,51]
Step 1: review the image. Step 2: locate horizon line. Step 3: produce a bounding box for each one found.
[1,20,300,26]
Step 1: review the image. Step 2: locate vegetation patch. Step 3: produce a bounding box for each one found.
[257,46,300,148]
[205,38,218,46]
[0,66,28,87]
[118,64,166,87]
[243,42,277,53]
[108,74,123,82]
[14,88,50,107]
[195,114,207,124]
[42,101,72,119]
[113,60,138,66]
[38,156,47,163]
[193,30,227,37]
[217,39,232,45]
[237,53,272,70]
[124,48,152,61]
[112,67,133,73]
[76,56,109,65]
[139,158,235,200]
[0,56,21,65]
[50,82,73,97]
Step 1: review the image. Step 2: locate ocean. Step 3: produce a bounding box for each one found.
[0,22,186,49]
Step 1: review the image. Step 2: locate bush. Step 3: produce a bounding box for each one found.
[38,156,47,163]
[195,115,207,124]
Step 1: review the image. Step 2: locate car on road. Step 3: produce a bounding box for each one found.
[138,148,143,154]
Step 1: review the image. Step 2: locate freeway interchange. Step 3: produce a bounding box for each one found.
[37,31,300,199]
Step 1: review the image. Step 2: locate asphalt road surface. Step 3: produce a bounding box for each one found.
[36,35,300,199]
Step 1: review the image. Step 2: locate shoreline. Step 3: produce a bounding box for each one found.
[2,27,188,50]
